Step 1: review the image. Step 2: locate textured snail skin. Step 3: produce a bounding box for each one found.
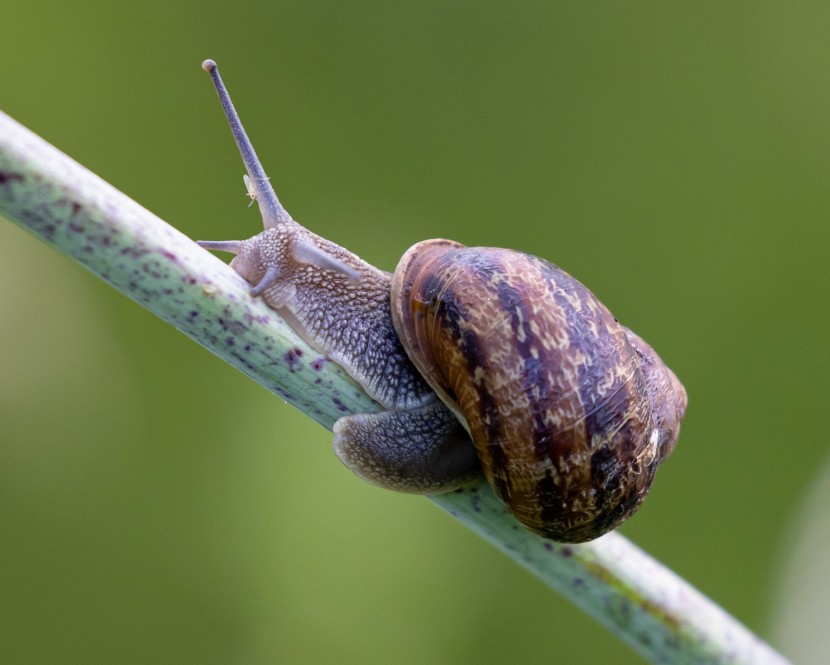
[206,223,483,495]
[223,223,434,410]
[392,239,687,542]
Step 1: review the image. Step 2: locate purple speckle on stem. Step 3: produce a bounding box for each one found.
[119,245,148,258]
[284,347,304,372]
[0,171,24,185]
[332,397,348,412]
[311,357,328,371]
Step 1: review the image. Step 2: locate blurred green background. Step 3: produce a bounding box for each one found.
[2,2,828,664]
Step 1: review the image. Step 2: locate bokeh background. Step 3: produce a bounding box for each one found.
[2,2,829,664]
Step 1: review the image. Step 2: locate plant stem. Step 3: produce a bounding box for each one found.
[0,111,790,665]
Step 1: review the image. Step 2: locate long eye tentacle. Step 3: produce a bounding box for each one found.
[202,59,294,229]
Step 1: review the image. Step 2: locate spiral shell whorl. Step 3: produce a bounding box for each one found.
[392,240,685,542]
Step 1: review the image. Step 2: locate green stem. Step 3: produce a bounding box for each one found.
[0,111,790,665]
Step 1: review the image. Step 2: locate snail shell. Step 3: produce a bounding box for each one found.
[391,239,687,542]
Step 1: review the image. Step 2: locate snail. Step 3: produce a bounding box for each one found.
[198,60,687,543]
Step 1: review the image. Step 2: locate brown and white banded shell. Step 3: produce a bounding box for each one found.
[391,239,687,542]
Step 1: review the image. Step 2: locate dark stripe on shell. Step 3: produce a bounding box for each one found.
[493,267,560,517]
[541,258,654,538]
[541,258,631,536]
[428,266,512,500]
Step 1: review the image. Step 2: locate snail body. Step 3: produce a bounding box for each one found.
[198,60,687,542]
